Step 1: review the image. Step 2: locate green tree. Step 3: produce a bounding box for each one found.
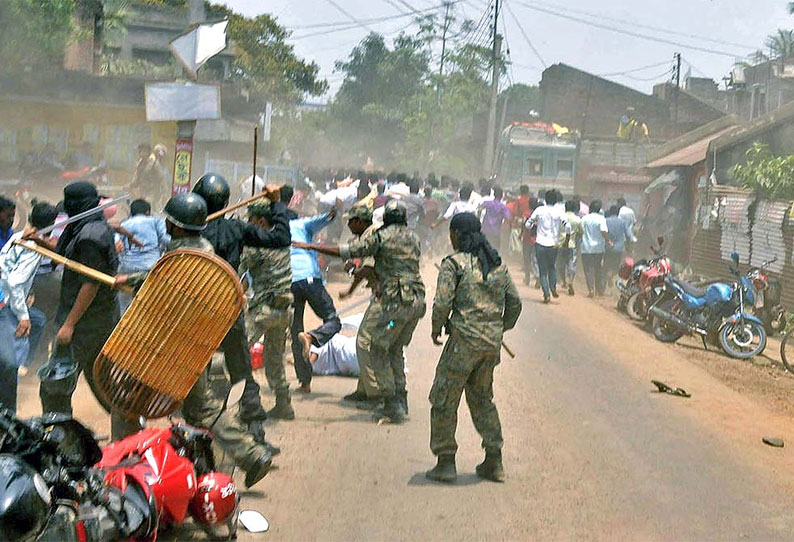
[0,0,78,70]
[730,142,794,199]
[205,3,327,103]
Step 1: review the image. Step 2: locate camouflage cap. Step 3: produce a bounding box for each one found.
[383,199,407,220]
[346,204,373,222]
[247,199,271,218]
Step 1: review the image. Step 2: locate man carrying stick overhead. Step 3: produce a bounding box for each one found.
[192,173,291,445]
[426,212,522,484]
[114,192,274,488]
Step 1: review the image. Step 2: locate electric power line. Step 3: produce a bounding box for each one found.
[323,0,377,33]
[597,59,673,77]
[504,0,547,68]
[513,1,747,59]
[526,0,757,52]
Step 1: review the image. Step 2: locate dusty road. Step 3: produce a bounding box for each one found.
[16,270,794,540]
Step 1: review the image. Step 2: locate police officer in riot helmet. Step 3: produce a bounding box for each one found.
[192,173,292,444]
[164,192,207,232]
[114,190,275,488]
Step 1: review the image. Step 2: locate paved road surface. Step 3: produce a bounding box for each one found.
[16,274,794,540]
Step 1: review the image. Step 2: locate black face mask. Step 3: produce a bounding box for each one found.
[63,181,99,217]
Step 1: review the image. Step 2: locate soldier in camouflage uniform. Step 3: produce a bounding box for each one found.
[114,192,275,489]
[339,204,380,406]
[240,201,295,420]
[292,200,426,423]
[426,212,522,484]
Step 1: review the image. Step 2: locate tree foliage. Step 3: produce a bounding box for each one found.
[204,3,327,103]
[0,0,78,70]
[285,4,540,177]
[730,142,794,199]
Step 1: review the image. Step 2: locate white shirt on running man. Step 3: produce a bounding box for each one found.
[527,204,571,248]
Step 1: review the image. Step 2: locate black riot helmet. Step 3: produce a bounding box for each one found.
[164,193,208,231]
[0,454,51,541]
[192,173,229,214]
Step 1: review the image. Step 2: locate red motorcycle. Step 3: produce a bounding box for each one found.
[97,423,240,540]
[620,236,673,323]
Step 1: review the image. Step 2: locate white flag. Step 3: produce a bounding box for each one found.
[169,20,229,78]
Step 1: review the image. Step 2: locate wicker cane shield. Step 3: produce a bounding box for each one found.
[93,249,243,419]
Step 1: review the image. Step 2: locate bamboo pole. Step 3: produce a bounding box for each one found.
[252,125,258,198]
[205,190,274,222]
[14,240,116,286]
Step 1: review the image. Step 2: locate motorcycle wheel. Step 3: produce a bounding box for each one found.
[780,328,794,374]
[626,291,647,322]
[652,299,686,343]
[616,294,628,313]
[719,320,767,360]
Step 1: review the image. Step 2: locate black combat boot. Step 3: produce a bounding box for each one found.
[398,390,408,416]
[244,449,273,489]
[268,390,295,420]
[425,454,457,483]
[476,448,505,482]
[373,396,405,424]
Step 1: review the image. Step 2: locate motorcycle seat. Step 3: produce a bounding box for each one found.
[672,278,707,299]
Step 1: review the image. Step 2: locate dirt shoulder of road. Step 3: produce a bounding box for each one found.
[589,293,794,420]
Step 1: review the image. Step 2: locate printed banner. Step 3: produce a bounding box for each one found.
[172,138,193,195]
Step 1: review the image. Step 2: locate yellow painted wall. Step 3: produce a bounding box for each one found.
[0,100,176,185]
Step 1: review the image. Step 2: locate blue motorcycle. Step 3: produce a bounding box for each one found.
[648,252,767,359]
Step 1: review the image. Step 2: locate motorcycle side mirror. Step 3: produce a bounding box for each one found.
[239,510,270,533]
[657,235,665,247]
[226,380,246,408]
[731,252,740,265]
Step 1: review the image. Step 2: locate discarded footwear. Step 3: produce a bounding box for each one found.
[245,451,273,489]
[426,454,457,483]
[343,390,368,402]
[268,391,295,420]
[476,449,505,483]
[298,331,313,361]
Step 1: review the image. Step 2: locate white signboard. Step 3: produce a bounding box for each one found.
[145,82,221,122]
[169,20,229,78]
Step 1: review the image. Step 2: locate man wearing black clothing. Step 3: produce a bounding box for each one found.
[193,174,291,441]
[36,182,119,415]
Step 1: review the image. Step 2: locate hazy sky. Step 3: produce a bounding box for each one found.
[221,0,792,100]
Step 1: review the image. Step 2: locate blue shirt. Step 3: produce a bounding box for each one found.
[606,215,634,253]
[0,226,13,250]
[117,214,169,272]
[290,212,333,283]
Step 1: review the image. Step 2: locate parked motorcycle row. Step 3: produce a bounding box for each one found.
[0,383,268,541]
[616,237,787,361]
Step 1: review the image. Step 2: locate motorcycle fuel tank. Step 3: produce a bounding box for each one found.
[705,282,734,305]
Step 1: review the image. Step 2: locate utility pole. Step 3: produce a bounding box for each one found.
[482,0,501,177]
[436,1,452,106]
[673,52,681,127]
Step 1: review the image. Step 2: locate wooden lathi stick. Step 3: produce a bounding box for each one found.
[15,240,115,286]
[206,191,273,222]
[14,240,133,293]
[432,262,515,358]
